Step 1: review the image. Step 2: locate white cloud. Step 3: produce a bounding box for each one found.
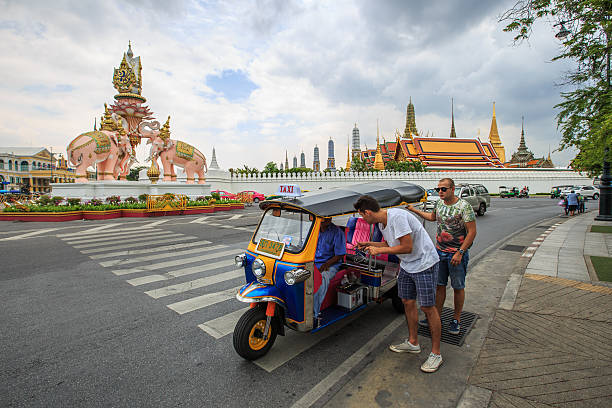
[0,0,578,170]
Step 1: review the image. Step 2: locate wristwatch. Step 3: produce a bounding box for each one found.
[458,249,465,255]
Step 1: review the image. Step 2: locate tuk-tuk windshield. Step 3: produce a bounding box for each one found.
[253,208,314,254]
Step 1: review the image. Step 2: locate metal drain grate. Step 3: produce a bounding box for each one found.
[418,307,478,347]
[501,244,527,252]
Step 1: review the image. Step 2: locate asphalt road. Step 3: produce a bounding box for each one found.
[0,196,573,407]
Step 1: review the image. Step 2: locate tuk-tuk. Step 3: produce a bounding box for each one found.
[232,181,426,360]
[499,186,518,198]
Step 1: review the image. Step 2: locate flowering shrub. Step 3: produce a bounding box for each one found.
[124,196,138,203]
[67,198,81,206]
[138,194,149,203]
[51,196,64,205]
[106,195,121,205]
[37,195,52,205]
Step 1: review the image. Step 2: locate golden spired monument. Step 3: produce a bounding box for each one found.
[373,120,385,170]
[488,102,506,163]
[360,99,507,169]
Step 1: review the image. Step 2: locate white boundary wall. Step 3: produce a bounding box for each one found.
[205,168,592,195]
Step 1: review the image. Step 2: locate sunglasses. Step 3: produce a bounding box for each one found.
[435,187,449,192]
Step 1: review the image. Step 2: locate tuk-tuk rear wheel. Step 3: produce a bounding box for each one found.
[233,306,278,360]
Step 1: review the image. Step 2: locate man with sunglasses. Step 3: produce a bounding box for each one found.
[408,178,476,336]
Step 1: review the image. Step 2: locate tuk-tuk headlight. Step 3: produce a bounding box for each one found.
[252,258,266,278]
[284,268,310,285]
[235,254,246,267]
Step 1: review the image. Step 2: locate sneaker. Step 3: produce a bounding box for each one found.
[421,352,443,373]
[449,319,461,335]
[389,339,421,353]
[418,318,429,327]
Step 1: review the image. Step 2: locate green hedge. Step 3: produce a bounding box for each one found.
[1,200,239,212]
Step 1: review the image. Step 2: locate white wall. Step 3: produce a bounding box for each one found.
[205,168,592,195]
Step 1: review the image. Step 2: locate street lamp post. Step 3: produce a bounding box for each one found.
[595,147,612,221]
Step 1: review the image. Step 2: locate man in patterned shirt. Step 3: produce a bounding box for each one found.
[408,178,477,335]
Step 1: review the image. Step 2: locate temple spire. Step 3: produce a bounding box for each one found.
[518,116,527,150]
[345,134,351,170]
[373,119,385,170]
[449,98,457,138]
[209,147,220,169]
[403,97,418,139]
[488,101,505,162]
[285,150,289,171]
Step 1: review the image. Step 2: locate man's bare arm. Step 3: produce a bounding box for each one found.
[406,204,436,222]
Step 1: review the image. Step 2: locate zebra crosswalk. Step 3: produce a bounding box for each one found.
[56,223,371,372]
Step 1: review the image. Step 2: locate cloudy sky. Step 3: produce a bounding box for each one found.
[0,0,577,169]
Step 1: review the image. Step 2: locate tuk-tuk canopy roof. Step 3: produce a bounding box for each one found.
[260,181,426,217]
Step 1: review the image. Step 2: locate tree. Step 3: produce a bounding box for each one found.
[234,165,259,175]
[351,156,376,172]
[500,0,612,176]
[385,159,428,172]
[285,167,312,174]
[262,161,280,174]
[126,166,146,181]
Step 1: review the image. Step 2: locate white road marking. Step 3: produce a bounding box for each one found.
[144,219,170,227]
[1,228,59,240]
[166,286,241,314]
[112,249,240,276]
[99,244,226,267]
[198,307,249,339]
[89,240,210,259]
[126,275,169,286]
[290,315,404,408]
[63,230,163,244]
[228,214,243,220]
[145,269,243,299]
[189,217,210,224]
[168,259,236,278]
[254,311,363,373]
[67,231,168,247]
[78,235,193,252]
[57,225,154,238]
[126,259,237,285]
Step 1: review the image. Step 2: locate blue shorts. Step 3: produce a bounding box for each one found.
[437,249,469,289]
[397,263,439,307]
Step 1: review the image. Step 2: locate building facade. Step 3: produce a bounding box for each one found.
[326,138,336,171]
[351,124,361,159]
[0,147,76,194]
[313,145,320,172]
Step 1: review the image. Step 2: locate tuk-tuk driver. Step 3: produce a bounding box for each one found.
[313,217,347,318]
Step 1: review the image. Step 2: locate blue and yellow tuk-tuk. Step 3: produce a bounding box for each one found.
[232,181,427,360]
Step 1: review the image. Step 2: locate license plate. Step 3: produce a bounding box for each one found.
[256,238,285,259]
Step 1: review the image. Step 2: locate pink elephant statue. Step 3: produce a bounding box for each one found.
[139,118,207,184]
[67,129,132,182]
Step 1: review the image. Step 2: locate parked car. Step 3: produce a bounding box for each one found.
[238,190,266,203]
[455,184,491,216]
[424,188,440,210]
[211,189,237,200]
[564,185,600,200]
[559,186,581,198]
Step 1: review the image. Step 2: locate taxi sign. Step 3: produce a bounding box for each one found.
[255,238,286,259]
[277,184,302,198]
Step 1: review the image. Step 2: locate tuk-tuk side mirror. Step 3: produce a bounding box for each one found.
[272,208,281,217]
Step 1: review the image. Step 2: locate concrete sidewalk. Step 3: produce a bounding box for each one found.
[323,211,612,408]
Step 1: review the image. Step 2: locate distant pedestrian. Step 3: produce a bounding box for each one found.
[354,195,443,373]
[578,194,585,213]
[407,177,477,337]
[567,190,579,216]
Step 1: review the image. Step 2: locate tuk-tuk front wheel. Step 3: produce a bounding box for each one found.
[233,306,278,360]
